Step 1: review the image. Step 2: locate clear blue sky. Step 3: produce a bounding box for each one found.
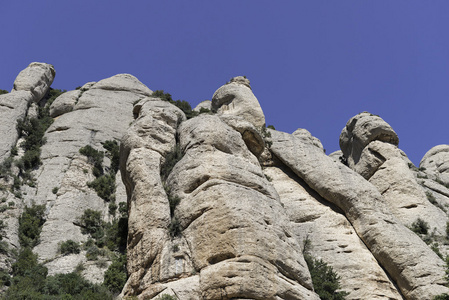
[1,1,448,165]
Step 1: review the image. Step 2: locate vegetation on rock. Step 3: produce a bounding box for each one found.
[79,140,119,201]
[151,90,197,119]
[18,204,46,248]
[58,240,81,255]
[160,144,183,182]
[303,238,348,299]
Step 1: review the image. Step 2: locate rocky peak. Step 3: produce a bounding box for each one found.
[228,75,251,89]
[13,62,55,102]
[1,64,449,300]
[211,76,265,127]
[340,111,399,168]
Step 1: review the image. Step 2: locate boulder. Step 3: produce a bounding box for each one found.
[420,145,449,186]
[193,100,211,112]
[0,63,54,161]
[211,76,265,128]
[13,62,55,102]
[340,112,398,168]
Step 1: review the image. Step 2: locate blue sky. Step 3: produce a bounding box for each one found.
[1,1,448,165]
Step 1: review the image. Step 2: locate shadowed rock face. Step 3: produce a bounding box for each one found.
[340,112,399,168]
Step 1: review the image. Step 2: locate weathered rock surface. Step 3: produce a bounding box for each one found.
[12,62,55,102]
[0,62,55,161]
[120,98,187,298]
[121,110,319,299]
[270,128,449,300]
[193,100,211,112]
[341,113,447,235]
[212,76,265,128]
[2,66,449,300]
[340,112,399,168]
[421,145,449,186]
[264,164,403,299]
[29,73,151,279]
[166,115,317,299]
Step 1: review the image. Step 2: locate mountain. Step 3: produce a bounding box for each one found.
[1,63,449,300]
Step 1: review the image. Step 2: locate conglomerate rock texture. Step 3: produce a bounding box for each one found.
[1,64,449,300]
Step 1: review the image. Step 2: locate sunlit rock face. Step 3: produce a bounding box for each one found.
[421,145,449,186]
[3,65,449,300]
[212,76,266,128]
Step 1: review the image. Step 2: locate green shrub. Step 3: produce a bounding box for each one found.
[431,242,443,259]
[79,145,104,176]
[12,247,47,278]
[80,141,119,201]
[0,268,11,286]
[411,218,430,235]
[267,125,276,130]
[0,241,8,254]
[108,202,118,216]
[79,209,103,236]
[102,140,120,174]
[427,191,437,204]
[59,240,81,255]
[151,90,197,119]
[52,187,59,194]
[86,245,103,261]
[168,217,181,238]
[160,144,183,182]
[0,219,6,240]
[5,265,112,299]
[305,255,348,300]
[79,208,127,252]
[198,107,212,114]
[103,254,127,294]
[88,174,116,201]
[18,204,46,248]
[0,89,8,95]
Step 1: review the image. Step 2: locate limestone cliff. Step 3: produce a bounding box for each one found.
[0,63,449,300]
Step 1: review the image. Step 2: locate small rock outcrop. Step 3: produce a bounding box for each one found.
[0,62,55,161]
[421,145,449,186]
[212,76,265,128]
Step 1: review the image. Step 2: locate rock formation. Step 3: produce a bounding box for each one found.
[1,64,449,300]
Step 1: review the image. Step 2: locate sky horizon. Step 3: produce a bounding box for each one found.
[1,1,448,166]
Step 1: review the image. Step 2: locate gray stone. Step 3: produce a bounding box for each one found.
[421,145,449,186]
[270,128,449,300]
[13,62,55,102]
[340,112,399,168]
[264,165,403,299]
[193,100,211,112]
[212,76,265,128]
